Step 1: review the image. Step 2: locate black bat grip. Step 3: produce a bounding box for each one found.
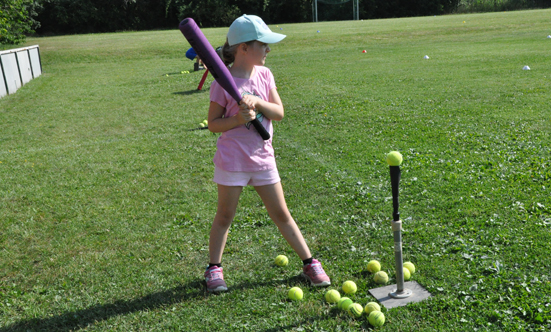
[251,118,270,140]
[390,166,401,221]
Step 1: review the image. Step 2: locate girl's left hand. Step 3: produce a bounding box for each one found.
[240,94,259,111]
[237,102,256,124]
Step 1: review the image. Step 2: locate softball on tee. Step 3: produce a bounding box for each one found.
[386,151,403,166]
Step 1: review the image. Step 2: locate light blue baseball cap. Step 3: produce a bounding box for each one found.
[227,14,286,46]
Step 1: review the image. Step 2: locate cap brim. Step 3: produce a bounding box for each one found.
[257,32,286,44]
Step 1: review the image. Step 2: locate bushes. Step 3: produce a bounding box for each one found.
[171,0,241,28]
[359,0,461,19]
[34,0,313,35]
[0,0,39,45]
[456,0,550,12]
[37,0,177,34]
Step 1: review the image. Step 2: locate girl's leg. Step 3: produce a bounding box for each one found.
[254,182,312,260]
[209,184,243,264]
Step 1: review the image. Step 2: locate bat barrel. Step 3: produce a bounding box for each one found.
[179,17,271,140]
[179,18,192,28]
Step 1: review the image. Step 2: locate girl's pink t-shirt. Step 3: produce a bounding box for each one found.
[209,66,276,172]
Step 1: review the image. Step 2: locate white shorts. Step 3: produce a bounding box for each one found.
[213,166,281,187]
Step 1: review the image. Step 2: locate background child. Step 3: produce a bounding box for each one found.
[185,47,205,71]
[204,14,331,293]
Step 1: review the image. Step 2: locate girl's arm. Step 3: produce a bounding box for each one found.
[207,101,256,133]
[241,88,284,121]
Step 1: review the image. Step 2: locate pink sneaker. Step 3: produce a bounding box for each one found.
[302,259,331,287]
[204,266,228,292]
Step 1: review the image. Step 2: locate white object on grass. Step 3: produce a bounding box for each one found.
[424,55,430,59]
[523,66,530,70]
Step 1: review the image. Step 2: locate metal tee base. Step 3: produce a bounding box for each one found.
[368,281,432,309]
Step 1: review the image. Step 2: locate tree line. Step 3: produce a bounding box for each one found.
[2,0,550,45]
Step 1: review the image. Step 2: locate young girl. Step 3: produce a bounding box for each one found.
[204,14,331,292]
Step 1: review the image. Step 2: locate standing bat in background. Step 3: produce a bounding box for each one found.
[179,18,271,140]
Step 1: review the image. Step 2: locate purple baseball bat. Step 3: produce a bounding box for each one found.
[179,18,270,140]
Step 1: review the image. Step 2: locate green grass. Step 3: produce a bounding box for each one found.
[1,9,551,331]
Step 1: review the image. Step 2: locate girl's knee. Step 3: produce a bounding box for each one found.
[214,213,234,228]
[271,211,293,225]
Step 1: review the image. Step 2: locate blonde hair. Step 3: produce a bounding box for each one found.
[221,39,255,66]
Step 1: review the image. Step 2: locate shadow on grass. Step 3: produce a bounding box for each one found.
[0,275,307,332]
[0,280,204,332]
[165,71,193,76]
[188,127,209,131]
[262,306,372,332]
[173,89,207,96]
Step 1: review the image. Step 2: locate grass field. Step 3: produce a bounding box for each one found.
[1,9,551,332]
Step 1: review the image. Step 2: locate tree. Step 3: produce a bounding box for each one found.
[36,0,177,34]
[359,0,460,19]
[171,0,240,28]
[170,0,311,28]
[1,0,39,45]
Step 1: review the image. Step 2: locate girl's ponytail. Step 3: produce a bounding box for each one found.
[221,39,237,66]
[220,39,255,66]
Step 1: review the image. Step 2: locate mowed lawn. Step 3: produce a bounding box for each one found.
[1,9,550,332]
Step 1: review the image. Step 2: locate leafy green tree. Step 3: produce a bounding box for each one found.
[171,0,240,27]
[1,0,39,45]
[258,0,312,23]
[171,0,311,27]
[36,0,176,34]
[359,0,460,19]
